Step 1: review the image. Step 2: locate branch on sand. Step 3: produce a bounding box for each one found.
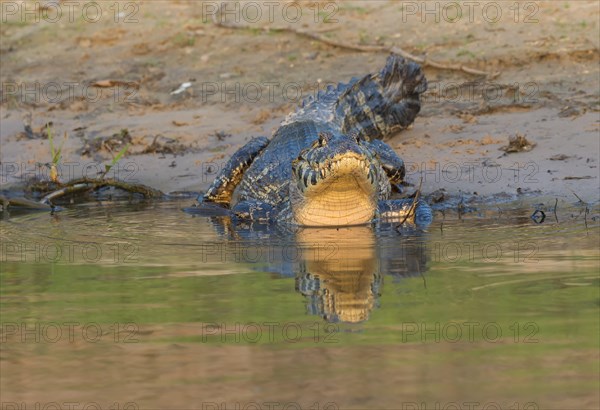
[35,178,164,206]
[2,178,163,211]
[212,4,500,79]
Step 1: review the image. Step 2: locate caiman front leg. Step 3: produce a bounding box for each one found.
[367,139,405,192]
[231,199,275,222]
[377,198,433,226]
[200,137,270,205]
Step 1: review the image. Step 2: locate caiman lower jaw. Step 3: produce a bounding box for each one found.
[292,174,377,227]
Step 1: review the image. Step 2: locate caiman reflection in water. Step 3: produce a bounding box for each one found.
[294,226,428,322]
[294,226,381,323]
[209,218,429,323]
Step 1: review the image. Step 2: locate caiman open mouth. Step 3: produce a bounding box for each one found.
[293,152,378,194]
[291,152,381,227]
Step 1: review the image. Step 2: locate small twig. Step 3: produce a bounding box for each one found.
[212,3,499,79]
[553,198,559,223]
[584,207,589,236]
[398,177,423,226]
[570,189,585,204]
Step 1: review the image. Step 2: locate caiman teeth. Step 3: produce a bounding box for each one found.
[299,154,375,190]
[302,168,310,187]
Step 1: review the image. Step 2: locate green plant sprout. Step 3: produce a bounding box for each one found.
[101,143,131,179]
[47,125,67,183]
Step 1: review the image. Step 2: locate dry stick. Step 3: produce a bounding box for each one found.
[212,5,499,79]
[41,183,94,204]
[0,195,52,210]
[553,198,559,223]
[40,178,164,205]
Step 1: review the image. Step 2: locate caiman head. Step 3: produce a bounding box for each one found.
[291,132,389,226]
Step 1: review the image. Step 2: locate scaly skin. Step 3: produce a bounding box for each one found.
[198,54,432,227]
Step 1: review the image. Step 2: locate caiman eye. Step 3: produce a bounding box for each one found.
[318,132,330,146]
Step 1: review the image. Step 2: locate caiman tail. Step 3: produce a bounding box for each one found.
[334,54,427,140]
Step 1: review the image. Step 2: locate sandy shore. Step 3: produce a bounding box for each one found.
[1,1,598,206]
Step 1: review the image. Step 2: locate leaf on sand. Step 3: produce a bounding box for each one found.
[549,154,570,161]
[563,176,593,180]
[92,80,140,89]
[170,82,193,95]
[499,133,536,153]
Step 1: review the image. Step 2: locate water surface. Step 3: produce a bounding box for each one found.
[1,200,598,409]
